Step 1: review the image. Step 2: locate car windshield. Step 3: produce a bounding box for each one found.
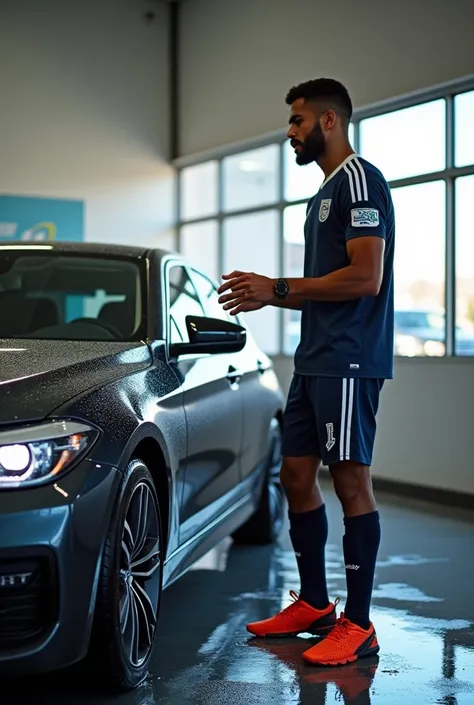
[0,251,144,341]
[395,311,445,330]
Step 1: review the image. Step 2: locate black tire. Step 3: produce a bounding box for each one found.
[87,458,163,692]
[232,418,285,545]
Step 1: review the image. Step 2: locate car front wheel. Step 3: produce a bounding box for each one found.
[88,458,162,691]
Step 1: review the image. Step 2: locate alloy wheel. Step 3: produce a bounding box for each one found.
[119,481,161,668]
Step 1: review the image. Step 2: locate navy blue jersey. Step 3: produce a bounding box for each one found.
[294,154,395,379]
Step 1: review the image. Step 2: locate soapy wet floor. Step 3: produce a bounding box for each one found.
[10,480,474,704]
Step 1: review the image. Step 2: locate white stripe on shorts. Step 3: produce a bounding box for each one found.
[340,378,355,461]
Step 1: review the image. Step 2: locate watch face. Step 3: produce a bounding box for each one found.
[276,279,288,296]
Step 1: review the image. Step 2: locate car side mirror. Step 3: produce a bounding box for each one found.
[169,315,247,359]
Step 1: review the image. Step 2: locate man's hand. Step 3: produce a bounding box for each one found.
[217,270,275,315]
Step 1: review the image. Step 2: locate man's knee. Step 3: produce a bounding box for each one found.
[280,455,321,498]
[329,460,374,512]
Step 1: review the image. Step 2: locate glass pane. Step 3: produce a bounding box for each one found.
[283,204,307,354]
[168,265,205,343]
[283,139,323,202]
[222,145,279,212]
[180,161,218,220]
[455,175,474,355]
[392,181,446,357]
[222,210,280,354]
[455,91,474,167]
[180,220,219,281]
[359,100,446,181]
[189,268,232,323]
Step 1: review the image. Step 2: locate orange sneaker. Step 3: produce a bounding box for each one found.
[246,591,338,638]
[302,612,379,666]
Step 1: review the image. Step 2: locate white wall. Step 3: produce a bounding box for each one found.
[0,0,176,248]
[180,0,474,155]
[273,355,474,495]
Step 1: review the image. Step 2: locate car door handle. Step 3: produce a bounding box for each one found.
[226,365,241,385]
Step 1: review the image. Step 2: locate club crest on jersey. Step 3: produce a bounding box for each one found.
[319,199,331,222]
[351,208,379,227]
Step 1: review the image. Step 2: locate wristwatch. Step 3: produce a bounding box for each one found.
[274,278,290,299]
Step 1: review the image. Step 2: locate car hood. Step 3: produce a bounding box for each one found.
[0,338,152,424]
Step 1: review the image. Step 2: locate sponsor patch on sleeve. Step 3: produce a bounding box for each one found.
[351,208,380,228]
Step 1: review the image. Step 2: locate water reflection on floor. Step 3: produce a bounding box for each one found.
[11,486,474,704]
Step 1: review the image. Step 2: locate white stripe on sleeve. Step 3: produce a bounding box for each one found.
[347,160,362,201]
[354,158,369,201]
[343,165,356,203]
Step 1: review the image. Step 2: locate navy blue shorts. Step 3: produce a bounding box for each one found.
[281,374,384,466]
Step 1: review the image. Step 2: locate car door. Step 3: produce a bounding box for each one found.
[188,268,277,489]
[166,263,242,545]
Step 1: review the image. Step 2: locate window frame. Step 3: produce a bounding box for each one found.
[174,74,474,358]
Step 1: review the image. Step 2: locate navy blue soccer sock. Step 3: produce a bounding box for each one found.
[289,504,330,610]
[343,511,381,630]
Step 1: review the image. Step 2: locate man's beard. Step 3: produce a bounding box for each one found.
[294,123,326,166]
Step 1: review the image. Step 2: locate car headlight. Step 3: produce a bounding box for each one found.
[0,421,98,488]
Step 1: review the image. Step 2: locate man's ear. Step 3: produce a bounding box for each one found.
[323,109,338,130]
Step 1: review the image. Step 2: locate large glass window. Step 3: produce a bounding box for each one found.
[180,220,219,281]
[455,91,474,168]
[222,145,279,212]
[180,161,218,221]
[222,210,280,354]
[455,176,474,356]
[392,181,446,357]
[359,100,446,182]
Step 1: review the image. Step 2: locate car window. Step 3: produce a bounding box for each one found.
[0,252,142,341]
[168,265,205,343]
[189,269,232,323]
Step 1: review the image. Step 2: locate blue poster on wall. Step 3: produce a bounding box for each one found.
[0,195,84,243]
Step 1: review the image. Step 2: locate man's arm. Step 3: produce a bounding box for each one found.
[269,297,305,310]
[285,236,385,302]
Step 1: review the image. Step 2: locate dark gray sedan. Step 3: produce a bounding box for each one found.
[0,242,285,691]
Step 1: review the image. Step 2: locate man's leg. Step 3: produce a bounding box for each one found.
[331,460,380,630]
[284,454,330,610]
[246,374,338,638]
[302,377,383,666]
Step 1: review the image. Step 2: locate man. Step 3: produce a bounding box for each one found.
[217,78,395,667]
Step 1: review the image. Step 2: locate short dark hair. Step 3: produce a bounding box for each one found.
[285,78,353,126]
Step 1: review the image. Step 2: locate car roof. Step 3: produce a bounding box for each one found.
[0,240,183,262]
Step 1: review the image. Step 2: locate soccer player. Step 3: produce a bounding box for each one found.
[217,78,395,666]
